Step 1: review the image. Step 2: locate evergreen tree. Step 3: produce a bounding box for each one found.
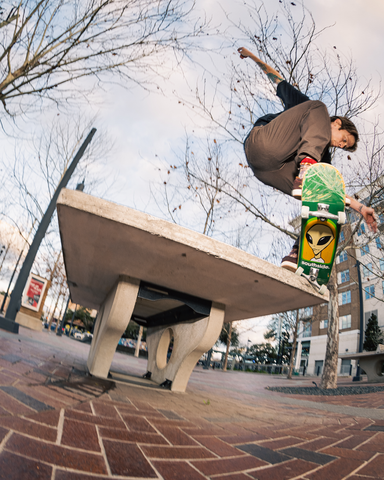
[247,343,277,365]
[363,313,383,351]
[65,306,95,332]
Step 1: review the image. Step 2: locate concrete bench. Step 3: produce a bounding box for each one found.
[57,189,326,392]
[339,345,384,383]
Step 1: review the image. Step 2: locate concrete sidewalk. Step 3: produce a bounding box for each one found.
[0,326,384,479]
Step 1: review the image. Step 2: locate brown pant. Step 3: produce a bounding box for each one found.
[244,100,331,195]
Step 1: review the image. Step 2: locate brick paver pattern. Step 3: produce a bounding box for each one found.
[0,329,384,479]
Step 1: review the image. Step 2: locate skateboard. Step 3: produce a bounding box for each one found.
[295,163,347,294]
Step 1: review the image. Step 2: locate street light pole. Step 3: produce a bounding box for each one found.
[353,259,364,381]
[0,128,96,334]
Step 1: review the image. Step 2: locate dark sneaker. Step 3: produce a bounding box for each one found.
[291,176,302,199]
[281,245,298,272]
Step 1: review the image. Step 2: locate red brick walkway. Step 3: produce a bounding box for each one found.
[1,327,384,479]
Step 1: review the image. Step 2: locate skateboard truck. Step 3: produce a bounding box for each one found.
[317,203,330,221]
[301,202,346,225]
[295,266,328,295]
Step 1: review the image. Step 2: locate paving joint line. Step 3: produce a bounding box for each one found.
[55,408,65,445]
[96,424,112,478]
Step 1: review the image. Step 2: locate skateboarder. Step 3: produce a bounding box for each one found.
[238,47,378,271]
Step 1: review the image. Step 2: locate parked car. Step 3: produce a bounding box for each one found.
[81,332,93,343]
[73,330,93,343]
[73,331,83,340]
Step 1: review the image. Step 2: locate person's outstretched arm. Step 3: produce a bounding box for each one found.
[238,47,283,84]
[346,195,378,233]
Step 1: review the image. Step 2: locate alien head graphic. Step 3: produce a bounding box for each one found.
[306,223,335,262]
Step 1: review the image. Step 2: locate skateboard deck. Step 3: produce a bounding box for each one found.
[295,163,346,294]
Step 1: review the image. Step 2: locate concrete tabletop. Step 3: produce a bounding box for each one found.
[57,189,327,322]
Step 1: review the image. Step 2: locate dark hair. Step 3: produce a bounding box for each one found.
[330,116,359,152]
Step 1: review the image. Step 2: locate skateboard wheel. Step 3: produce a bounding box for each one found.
[301,206,310,219]
[295,267,304,276]
[337,211,346,224]
[345,197,351,206]
[319,284,327,295]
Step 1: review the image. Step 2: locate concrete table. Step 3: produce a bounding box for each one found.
[57,189,327,392]
[339,347,384,383]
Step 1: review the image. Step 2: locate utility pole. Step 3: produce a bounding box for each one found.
[353,260,364,381]
[0,129,96,334]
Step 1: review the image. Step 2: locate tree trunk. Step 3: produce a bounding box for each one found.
[0,245,10,275]
[135,326,144,358]
[223,322,232,371]
[288,309,299,379]
[50,289,62,329]
[321,269,339,389]
[55,283,67,333]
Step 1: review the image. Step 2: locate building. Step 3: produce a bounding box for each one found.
[294,179,384,376]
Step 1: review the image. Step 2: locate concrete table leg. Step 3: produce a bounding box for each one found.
[146,302,225,392]
[87,275,140,378]
[359,357,384,383]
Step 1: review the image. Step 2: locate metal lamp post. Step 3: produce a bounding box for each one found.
[353,260,364,381]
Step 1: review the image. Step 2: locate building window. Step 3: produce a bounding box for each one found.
[340,231,345,242]
[340,314,351,330]
[299,307,313,319]
[339,269,350,283]
[301,322,312,338]
[339,290,351,305]
[348,210,360,224]
[337,251,348,263]
[357,224,366,236]
[314,360,323,375]
[301,341,310,356]
[360,245,370,256]
[320,319,328,329]
[365,310,379,327]
[376,237,382,249]
[365,285,375,300]
[362,263,372,278]
[340,358,351,374]
[380,259,384,271]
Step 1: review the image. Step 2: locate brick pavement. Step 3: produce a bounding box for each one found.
[1,326,384,479]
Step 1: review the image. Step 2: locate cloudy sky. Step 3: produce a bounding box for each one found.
[94,0,384,209]
[1,0,383,344]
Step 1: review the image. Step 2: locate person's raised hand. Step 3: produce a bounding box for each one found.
[361,205,378,233]
[238,47,251,59]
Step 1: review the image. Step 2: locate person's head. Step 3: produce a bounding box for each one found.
[330,116,359,152]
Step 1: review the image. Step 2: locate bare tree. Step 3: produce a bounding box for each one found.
[0,114,114,323]
[155,134,296,262]
[3,114,112,229]
[0,0,207,117]
[265,307,320,378]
